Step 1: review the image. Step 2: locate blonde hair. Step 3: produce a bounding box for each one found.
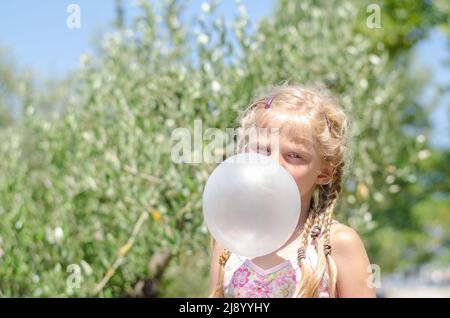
[209,83,349,298]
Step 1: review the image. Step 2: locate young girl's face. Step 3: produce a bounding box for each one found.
[248,119,332,204]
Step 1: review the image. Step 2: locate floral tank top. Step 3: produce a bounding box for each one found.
[223,220,338,298]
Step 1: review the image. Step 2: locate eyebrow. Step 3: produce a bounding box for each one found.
[287,137,313,150]
[249,135,313,152]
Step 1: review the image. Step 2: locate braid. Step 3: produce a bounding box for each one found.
[319,162,344,297]
[219,249,231,266]
[309,189,321,240]
[297,208,315,262]
[294,162,345,298]
[310,183,331,241]
[293,203,317,297]
[322,162,344,255]
[209,247,231,298]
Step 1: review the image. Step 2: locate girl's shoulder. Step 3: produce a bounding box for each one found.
[329,221,367,257]
[330,221,360,240]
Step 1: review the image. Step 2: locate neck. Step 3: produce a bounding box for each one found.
[278,194,313,249]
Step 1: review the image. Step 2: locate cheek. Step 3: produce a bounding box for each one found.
[284,164,318,195]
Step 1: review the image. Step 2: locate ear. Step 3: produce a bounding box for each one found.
[316,163,334,185]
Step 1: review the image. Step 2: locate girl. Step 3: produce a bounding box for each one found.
[209,84,376,298]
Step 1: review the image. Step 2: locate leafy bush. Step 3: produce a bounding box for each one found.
[0,0,448,296]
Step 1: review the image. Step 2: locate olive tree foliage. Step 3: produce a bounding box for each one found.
[0,0,441,296]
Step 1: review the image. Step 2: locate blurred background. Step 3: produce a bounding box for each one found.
[0,0,449,297]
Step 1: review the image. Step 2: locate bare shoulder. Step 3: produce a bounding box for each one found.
[210,239,226,266]
[330,222,366,255]
[212,239,225,255]
[329,222,376,297]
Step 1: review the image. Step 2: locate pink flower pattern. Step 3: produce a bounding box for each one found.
[224,261,330,298]
[231,267,251,288]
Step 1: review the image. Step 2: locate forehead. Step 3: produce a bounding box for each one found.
[258,115,315,150]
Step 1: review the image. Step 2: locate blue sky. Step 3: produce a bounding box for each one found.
[0,0,117,77]
[0,0,448,149]
[0,0,275,76]
[415,29,450,150]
